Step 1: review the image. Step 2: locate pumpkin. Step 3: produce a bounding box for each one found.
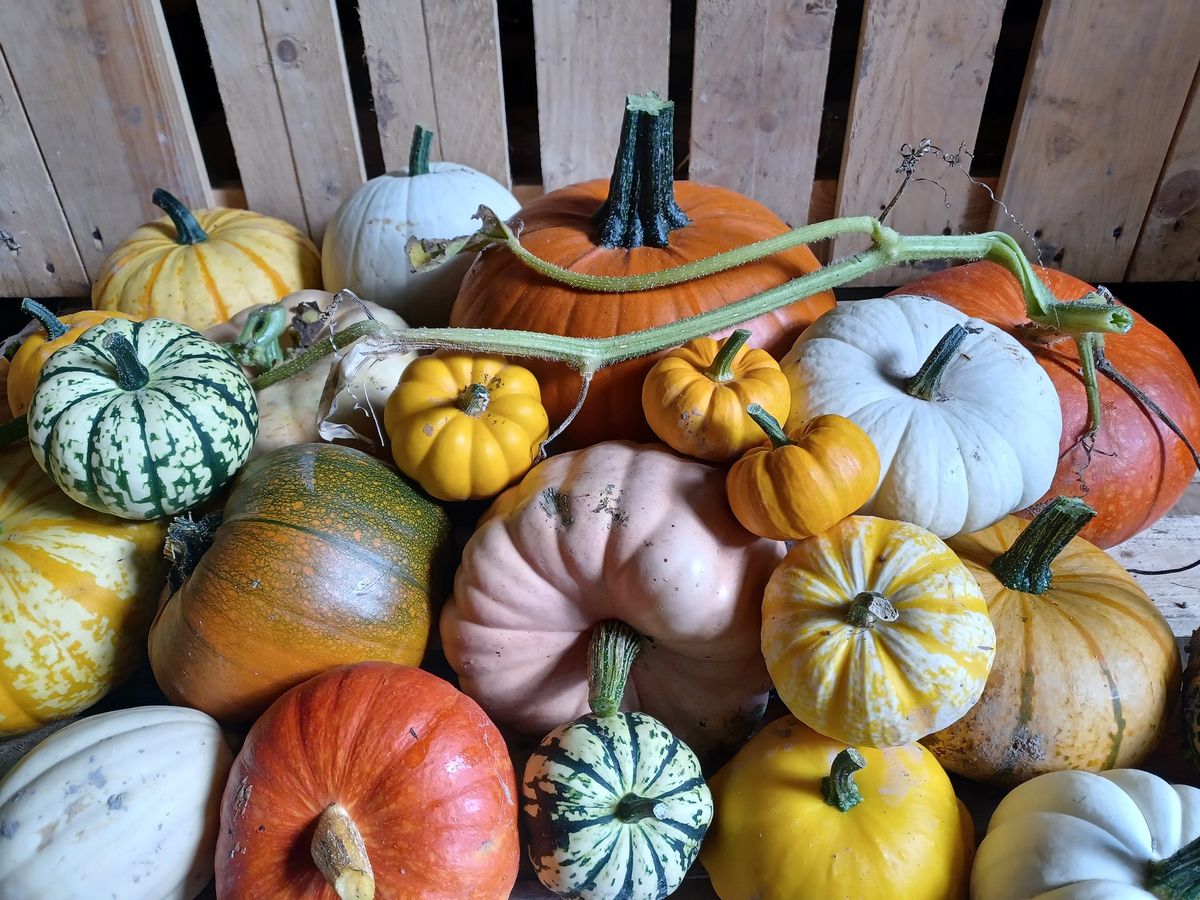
[450,93,833,449]
[725,405,880,540]
[761,515,995,748]
[92,188,321,331]
[148,443,455,724]
[204,289,416,459]
[0,444,167,736]
[322,126,520,326]
[923,497,1180,785]
[641,329,791,462]
[700,715,973,900]
[1184,627,1200,775]
[442,440,783,762]
[972,767,1200,900]
[215,662,519,899]
[780,294,1063,538]
[6,300,138,417]
[0,706,233,900]
[27,317,258,520]
[383,351,550,501]
[895,261,1200,548]
[522,621,712,899]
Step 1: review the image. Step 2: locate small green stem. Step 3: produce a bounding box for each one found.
[102,334,150,391]
[458,383,490,416]
[1146,832,1200,899]
[821,749,867,812]
[906,325,969,401]
[231,303,289,372]
[846,591,898,629]
[0,415,28,448]
[991,497,1095,594]
[152,188,207,245]
[21,298,68,340]
[615,794,666,823]
[1076,333,1104,435]
[746,403,792,449]
[588,620,642,718]
[704,329,751,382]
[408,125,433,176]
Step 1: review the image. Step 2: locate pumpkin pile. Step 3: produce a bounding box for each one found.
[1,90,1198,900]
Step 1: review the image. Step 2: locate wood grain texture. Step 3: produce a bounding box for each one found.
[1127,67,1200,282]
[992,0,1200,283]
[0,48,88,297]
[690,0,835,228]
[831,0,1004,286]
[0,0,210,276]
[531,0,672,191]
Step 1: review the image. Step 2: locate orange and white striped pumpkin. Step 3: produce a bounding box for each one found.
[92,189,321,331]
[0,444,168,736]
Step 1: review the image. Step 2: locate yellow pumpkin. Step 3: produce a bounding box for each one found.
[762,515,996,747]
[726,406,880,540]
[92,188,321,331]
[6,300,139,417]
[384,352,550,501]
[0,444,168,735]
[641,329,790,461]
[701,715,973,900]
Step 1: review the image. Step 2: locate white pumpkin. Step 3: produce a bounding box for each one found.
[321,127,520,326]
[0,706,234,900]
[780,294,1062,537]
[972,768,1200,899]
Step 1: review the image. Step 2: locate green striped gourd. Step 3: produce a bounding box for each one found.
[521,621,712,899]
[27,318,258,520]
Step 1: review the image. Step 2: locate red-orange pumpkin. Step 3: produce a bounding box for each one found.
[895,262,1200,547]
[215,663,520,899]
[450,94,833,449]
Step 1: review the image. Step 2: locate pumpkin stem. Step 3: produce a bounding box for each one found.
[230,303,289,372]
[588,620,642,718]
[991,496,1096,594]
[152,188,208,245]
[846,591,899,629]
[408,125,433,176]
[704,329,751,383]
[905,324,971,401]
[746,403,793,449]
[458,383,491,417]
[615,794,667,823]
[21,298,69,341]
[311,802,376,900]
[1146,832,1200,899]
[163,511,223,594]
[592,92,690,249]
[821,748,866,812]
[102,333,150,391]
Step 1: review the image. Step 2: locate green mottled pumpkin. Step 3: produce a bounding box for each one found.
[148,443,455,725]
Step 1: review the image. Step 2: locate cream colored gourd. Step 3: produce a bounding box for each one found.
[321,127,520,326]
[973,768,1200,899]
[0,706,234,900]
[780,295,1062,537]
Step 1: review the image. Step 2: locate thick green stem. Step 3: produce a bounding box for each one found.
[704,329,751,382]
[906,325,970,401]
[21,298,69,340]
[615,794,666,823]
[821,749,867,812]
[1146,832,1200,899]
[846,591,899,629]
[458,383,490,417]
[102,334,150,391]
[992,497,1095,594]
[1076,333,1104,435]
[231,303,288,372]
[152,188,207,245]
[592,93,690,249]
[746,403,791,449]
[408,125,433,176]
[588,620,642,718]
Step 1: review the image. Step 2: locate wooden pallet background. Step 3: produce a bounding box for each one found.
[1,0,1198,300]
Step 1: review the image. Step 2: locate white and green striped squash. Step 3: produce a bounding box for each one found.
[27,317,258,520]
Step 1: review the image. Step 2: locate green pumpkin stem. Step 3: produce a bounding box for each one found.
[905,324,970,401]
[21,298,69,341]
[311,802,376,900]
[991,497,1096,594]
[615,794,667,823]
[408,125,433,177]
[746,403,792,449]
[593,92,690,249]
[231,303,289,372]
[458,383,491,417]
[103,333,151,391]
[846,591,899,629]
[152,188,208,245]
[1146,832,1200,899]
[588,620,642,718]
[704,329,752,382]
[821,748,867,812]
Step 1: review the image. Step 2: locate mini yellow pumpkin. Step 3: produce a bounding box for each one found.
[701,715,973,900]
[92,189,321,331]
[762,515,996,747]
[641,329,790,461]
[384,352,550,501]
[726,405,880,540]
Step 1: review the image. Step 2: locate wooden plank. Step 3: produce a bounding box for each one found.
[690,0,835,228]
[1127,67,1200,282]
[991,0,1200,283]
[0,48,88,297]
[0,0,211,276]
[531,0,672,191]
[830,0,1005,286]
[195,0,309,233]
